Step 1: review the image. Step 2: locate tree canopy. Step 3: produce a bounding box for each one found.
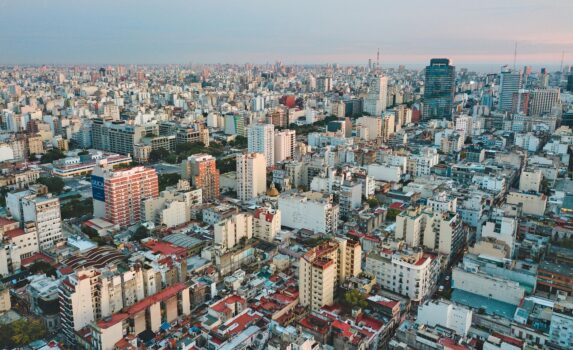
[39,148,66,164]
[37,176,65,194]
[0,318,47,348]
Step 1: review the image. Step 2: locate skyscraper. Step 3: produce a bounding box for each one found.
[236,153,266,202]
[423,58,456,120]
[181,154,220,201]
[499,66,522,113]
[92,161,159,227]
[363,74,388,116]
[247,123,275,167]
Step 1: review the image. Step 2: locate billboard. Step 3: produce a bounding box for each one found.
[92,175,105,202]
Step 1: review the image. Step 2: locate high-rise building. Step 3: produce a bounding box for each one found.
[181,154,220,201]
[365,248,439,302]
[298,238,362,310]
[247,123,275,167]
[91,119,148,155]
[364,74,388,116]
[395,206,465,258]
[423,58,456,120]
[274,129,296,163]
[214,212,253,252]
[7,186,63,250]
[316,76,332,92]
[567,74,573,92]
[528,88,561,116]
[356,116,382,140]
[236,153,267,202]
[92,161,159,227]
[499,66,522,113]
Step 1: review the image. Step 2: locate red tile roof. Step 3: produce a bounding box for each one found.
[4,228,26,239]
[126,283,187,315]
[97,313,129,329]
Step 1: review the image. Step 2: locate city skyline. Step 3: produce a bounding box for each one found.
[1,0,572,70]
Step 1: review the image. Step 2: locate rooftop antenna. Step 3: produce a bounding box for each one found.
[513,41,517,71]
[560,50,565,72]
[377,48,380,70]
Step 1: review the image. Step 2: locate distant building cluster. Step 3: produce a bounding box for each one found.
[0,59,572,350]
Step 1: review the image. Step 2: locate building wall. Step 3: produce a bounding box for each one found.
[452,268,524,305]
[417,300,472,337]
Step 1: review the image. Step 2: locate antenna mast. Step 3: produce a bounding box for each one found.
[513,42,517,70]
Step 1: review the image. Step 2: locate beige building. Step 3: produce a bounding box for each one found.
[0,283,11,314]
[506,192,547,216]
[519,170,542,193]
[298,238,362,310]
[141,180,201,228]
[253,207,281,242]
[236,153,267,202]
[395,206,464,256]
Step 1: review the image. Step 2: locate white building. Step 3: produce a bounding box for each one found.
[253,207,281,242]
[274,129,296,163]
[363,75,388,116]
[214,213,253,252]
[514,132,540,152]
[417,299,473,337]
[20,194,63,250]
[367,164,402,182]
[236,153,267,202]
[549,306,573,349]
[365,249,439,302]
[248,123,275,167]
[481,215,517,257]
[278,192,339,234]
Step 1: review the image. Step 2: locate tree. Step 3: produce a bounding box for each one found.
[158,173,180,191]
[2,318,47,348]
[230,136,248,148]
[386,208,402,222]
[216,158,237,174]
[149,148,171,163]
[133,226,150,241]
[40,149,65,164]
[60,198,93,219]
[37,176,65,194]
[27,261,57,277]
[78,150,89,156]
[366,196,380,208]
[342,289,367,313]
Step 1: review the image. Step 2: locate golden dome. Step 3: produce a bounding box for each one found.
[266,183,279,197]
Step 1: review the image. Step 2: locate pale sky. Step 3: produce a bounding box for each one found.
[1,0,572,69]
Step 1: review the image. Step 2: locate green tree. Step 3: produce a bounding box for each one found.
[40,149,66,164]
[386,208,402,222]
[366,196,380,208]
[149,148,171,163]
[37,176,65,194]
[27,261,57,277]
[342,289,368,312]
[158,173,181,191]
[60,198,93,219]
[8,318,47,347]
[230,136,248,148]
[133,226,150,241]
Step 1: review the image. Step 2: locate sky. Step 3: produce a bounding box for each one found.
[0,0,572,71]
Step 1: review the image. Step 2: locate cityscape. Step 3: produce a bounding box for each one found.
[1,2,573,350]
